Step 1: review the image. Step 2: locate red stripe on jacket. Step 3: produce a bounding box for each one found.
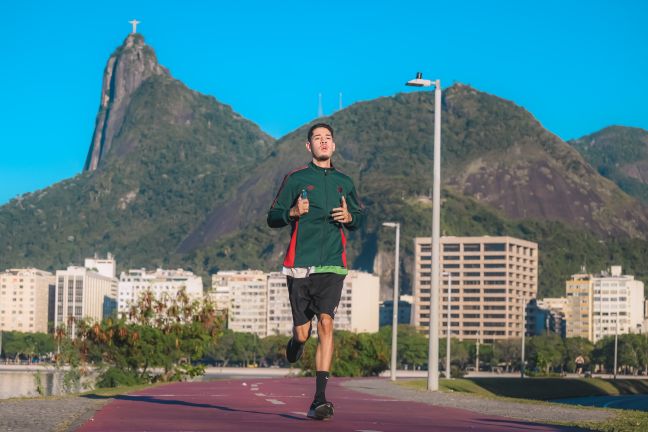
[283,220,299,267]
[270,165,309,208]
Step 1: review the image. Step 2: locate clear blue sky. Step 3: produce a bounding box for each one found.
[1,0,646,205]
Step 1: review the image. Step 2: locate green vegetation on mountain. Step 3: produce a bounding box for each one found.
[1,35,647,301]
[570,125,648,204]
[0,40,273,273]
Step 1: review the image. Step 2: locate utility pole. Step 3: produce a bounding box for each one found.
[521,296,526,379]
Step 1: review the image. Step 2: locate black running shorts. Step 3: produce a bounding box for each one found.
[286,273,346,326]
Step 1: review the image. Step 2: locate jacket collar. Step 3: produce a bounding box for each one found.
[309,161,336,172]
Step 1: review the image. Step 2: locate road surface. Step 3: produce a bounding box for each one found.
[75,377,586,431]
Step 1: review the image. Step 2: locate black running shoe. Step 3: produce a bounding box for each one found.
[285,337,305,363]
[307,400,334,420]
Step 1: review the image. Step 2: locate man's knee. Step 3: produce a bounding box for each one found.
[318,314,334,335]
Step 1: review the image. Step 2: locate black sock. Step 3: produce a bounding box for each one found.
[314,371,329,403]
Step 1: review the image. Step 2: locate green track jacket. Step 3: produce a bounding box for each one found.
[267,162,365,268]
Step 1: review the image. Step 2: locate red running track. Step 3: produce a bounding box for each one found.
[76,377,585,431]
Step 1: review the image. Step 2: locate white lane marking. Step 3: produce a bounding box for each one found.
[254,393,266,396]
[266,398,286,405]
[292,411,307,416]
[356,430,383,432]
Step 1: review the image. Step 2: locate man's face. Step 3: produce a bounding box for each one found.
[306,127,335,161]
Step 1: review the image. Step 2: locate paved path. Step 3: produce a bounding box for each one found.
[76,378,588,431]
[344,378,613,425]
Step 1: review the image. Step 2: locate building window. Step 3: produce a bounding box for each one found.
[463,243,481,252]
[443,244,460,252]
[485,243,506,252]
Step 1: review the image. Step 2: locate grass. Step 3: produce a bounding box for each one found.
[398,378,648,432]
[400,378,648,400]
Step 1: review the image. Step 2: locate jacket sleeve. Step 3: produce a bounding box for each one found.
[344,183,365,231]
[267,174,295,228]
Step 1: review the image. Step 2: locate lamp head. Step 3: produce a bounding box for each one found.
[382,222,398,228]
[406,72,433,87]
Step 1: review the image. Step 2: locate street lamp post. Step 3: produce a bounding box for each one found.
[614,311,618,380]
[442,271,452,379]
[383,222,401,382]
[475,331,480,373]
[406,72,442,392]
[521,296,526,379]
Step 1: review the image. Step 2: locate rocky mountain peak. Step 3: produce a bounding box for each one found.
[84,34,169,171]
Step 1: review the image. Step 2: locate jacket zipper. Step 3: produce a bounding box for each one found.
[320,169,328,265]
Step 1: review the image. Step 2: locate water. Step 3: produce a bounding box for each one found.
[555,395,648,411]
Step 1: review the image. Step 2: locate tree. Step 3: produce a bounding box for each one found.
[301,330,389,377]
[1,331,54,362]
[493,339,521,372]
[527,335,564,374]
[562,337,594,373]
[75,288,222,387]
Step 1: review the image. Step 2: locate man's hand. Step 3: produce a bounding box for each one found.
[289,196,309,219]
[331,196,352,224]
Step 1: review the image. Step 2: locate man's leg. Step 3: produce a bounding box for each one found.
[315,313,334,371]
[293,321,312,344]
[286,276,313,363]
[307,312,335,419]
[307,274,343,420]
[286,320,311,363]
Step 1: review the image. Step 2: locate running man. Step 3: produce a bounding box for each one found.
[267,123,365,420]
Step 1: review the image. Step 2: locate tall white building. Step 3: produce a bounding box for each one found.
[55,265,118,337]
[85,253,116,279]
[266,272,293,337]
[118,268,204,316]
[0,268,55,333]
[335,271,380,333]
[213,270,268,337]
[592,266,645,342]
[211,270,380,337]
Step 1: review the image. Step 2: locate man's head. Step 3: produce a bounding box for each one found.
[306,123,335,163]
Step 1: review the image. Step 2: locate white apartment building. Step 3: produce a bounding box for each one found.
[55,265,118,337]
[592,266,645,342]
[335,271,380,333]
[213,270,268,337]
[266,272,293,337]
[118,268,204,316]
[0,268,55,333]
[85,253,117,279]
[211,270,380,337]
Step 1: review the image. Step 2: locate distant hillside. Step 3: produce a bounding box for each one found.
[0,34,273,272]
[179,85,648,298]
[569,126,648,204]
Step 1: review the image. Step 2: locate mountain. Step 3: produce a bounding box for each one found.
[85,34,169,171]
[569,126,648,204]
[0,34,273,272]
[2,35,648,300]
[178,85,648,298]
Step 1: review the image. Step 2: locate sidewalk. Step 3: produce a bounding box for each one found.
[344,378,614,425]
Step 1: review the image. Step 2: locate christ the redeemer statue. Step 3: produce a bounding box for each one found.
[129,19,140,34]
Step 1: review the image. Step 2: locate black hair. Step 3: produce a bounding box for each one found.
[307,123,334,142]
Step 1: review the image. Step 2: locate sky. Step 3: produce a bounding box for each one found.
[1,0,647,205]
